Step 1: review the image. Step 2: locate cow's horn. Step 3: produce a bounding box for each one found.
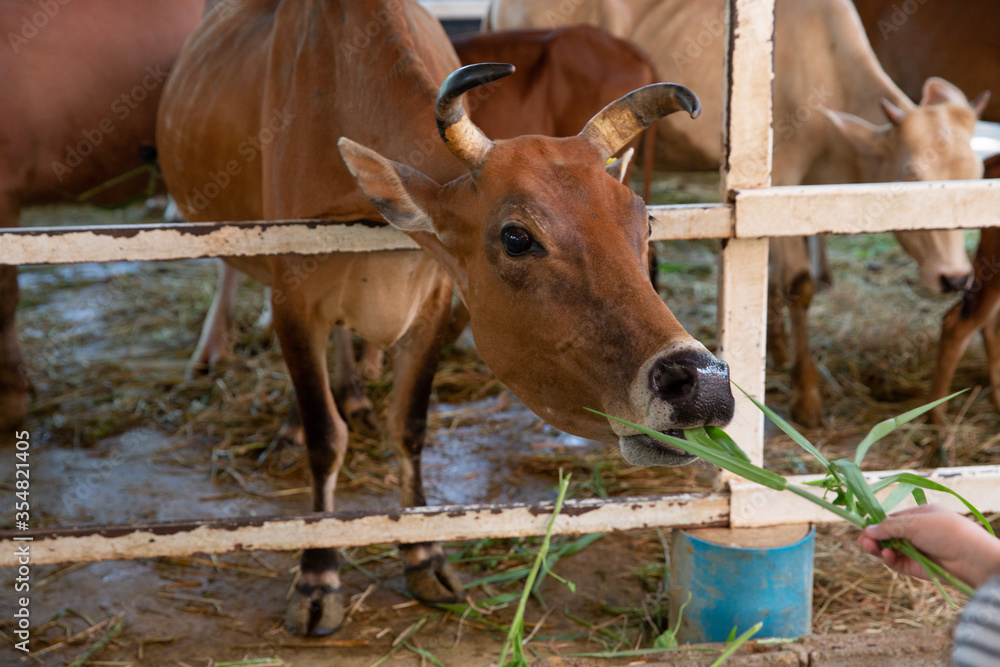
[580,83,701,161]
[436,63,515,171]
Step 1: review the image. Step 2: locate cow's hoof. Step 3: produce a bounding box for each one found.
[405,553,463,604]
[285,583,344,637]
[790,393,822,428]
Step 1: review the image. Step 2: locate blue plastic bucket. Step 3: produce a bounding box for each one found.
[669,525,815,643]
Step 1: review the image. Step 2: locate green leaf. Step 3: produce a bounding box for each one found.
[854,391,967,465]
[880,483,915,512]
[726,626,737,643]
[710,622,762,667]
[653,592,691,649]
[587,410,787,491]
[786,484,866,527]
[704,425,752,463]
[734,385,831,470]
[833,459,886,524]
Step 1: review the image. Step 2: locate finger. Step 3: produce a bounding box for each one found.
[858,534,881,556]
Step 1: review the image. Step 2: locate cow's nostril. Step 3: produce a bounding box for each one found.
[941,273,972,293]
[651,360,696,401]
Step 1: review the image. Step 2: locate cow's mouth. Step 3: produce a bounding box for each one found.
[618,430,697,467]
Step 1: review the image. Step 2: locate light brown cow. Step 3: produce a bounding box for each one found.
[487,0,987,426]
[929,154,1000,424]
[158,0,734,636]
[853,0,998,123]
[0,0,205,430]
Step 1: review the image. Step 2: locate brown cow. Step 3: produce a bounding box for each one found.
[0,0,205,430]
[158,0,734,636]
[929,154,1000,424]
[487,0,987,426]
[853,0,999,123]
[190,23,663,424]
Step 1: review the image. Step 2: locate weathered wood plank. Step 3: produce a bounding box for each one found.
[0,494,729,567]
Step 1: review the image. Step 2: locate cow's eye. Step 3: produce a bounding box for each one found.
[501,225,538,257]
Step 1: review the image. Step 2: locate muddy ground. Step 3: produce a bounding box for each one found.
[1,189,998,666]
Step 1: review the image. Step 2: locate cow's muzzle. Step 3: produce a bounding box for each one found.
[616,347,735,467]
[649,349,735,427]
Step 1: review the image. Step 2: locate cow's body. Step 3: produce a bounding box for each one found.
[487,0,986,426]
[853,0,999,123]
[0,0,205,429]
[451,25,657,141]
[160,0,733,636]
[190,23,662,401]
[929,158,1000,424]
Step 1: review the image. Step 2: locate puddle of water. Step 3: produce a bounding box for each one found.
[423,393,608,506]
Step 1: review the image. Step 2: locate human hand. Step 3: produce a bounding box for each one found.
[858,504,1000,589]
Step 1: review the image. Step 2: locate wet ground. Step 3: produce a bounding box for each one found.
[1,200,998,665]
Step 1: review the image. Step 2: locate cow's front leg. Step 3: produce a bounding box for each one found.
[0,264,30,430]
[388,283,462,604]
[766,280,790,369]
[271,286,348,636]
[787,273,821,427]
[773,237,822,427]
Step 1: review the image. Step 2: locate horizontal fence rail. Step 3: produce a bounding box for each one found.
[0,494,729,567]
[7,181,1000,265]
[2,204,731,265]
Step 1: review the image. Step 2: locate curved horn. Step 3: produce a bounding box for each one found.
[436,63,515,171]
[580,83,701,162]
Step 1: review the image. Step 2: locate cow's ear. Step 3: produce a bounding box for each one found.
[972,90,991,118]
[821,107,887,156]
[338,138,438,234]
[605,147,634,183]
[920,77,968,107]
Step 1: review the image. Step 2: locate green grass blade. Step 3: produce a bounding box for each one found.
[854,391,967,465]
[704,425,752,463]
[402,642,447,667]
[587,409,787,490]
[912,488,928,505]
[880,483,915,512]
[786,484,866,526]
[734,385,831,469]
[709,621,762,667]
[498,471,572,666]
[832,459,886,523]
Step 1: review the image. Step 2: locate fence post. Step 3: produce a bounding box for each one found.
[717,0,774,468]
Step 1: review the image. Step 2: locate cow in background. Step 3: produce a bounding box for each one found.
[0,0,206,430]
[853,0,998,123]
[929,158,1000,424]
[486,0,987,426]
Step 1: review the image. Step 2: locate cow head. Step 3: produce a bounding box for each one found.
[340,64,734,466]
[823,78,989,294]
